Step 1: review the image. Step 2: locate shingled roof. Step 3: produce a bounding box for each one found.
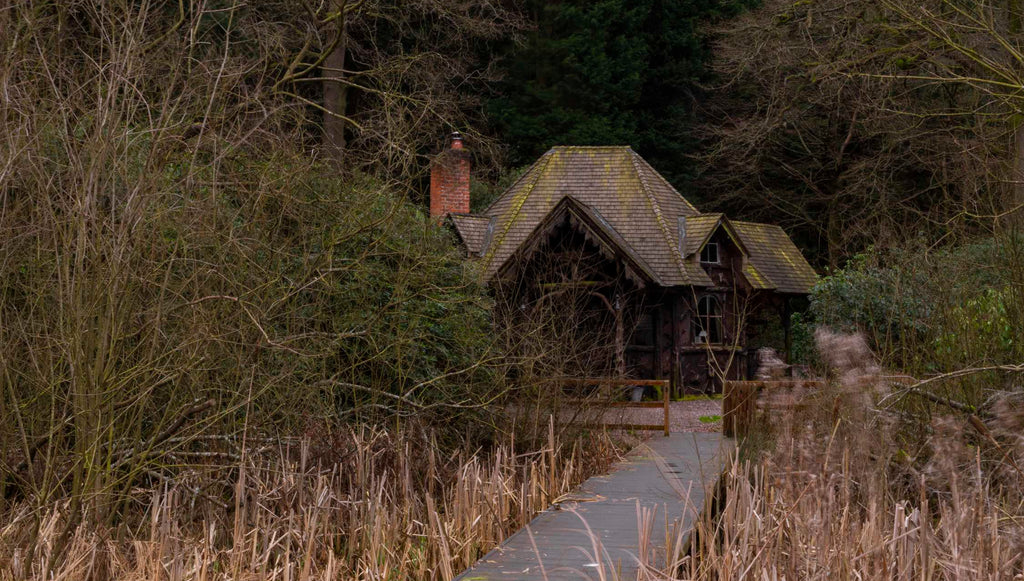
[680,214,724,256]
[449,214,492,256]
[478,147,710,285]
[517,196,663,285]
[732,221,819,294]
[453,146,816,293]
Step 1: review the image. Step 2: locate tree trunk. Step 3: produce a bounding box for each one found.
[614,296,625,378]
[323,18,348,162]
[1011,121,1024,226]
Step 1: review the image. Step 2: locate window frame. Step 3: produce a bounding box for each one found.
[692,295,724,345]
[700,242,720,265]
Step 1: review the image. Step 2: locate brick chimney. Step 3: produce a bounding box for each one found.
[430,131,471,218]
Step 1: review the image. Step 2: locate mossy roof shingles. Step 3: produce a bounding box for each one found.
[449,214,491,256]
[742,262,775,291]
[732,221,818,294]
[680,214,723,256]
[480,146,708,285]
[467,146,816,293]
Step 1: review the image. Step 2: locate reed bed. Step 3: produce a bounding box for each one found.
[668,333,1024,580]
[5,332,1023,581]
[0,425,620,581]
[675,425,1024,579]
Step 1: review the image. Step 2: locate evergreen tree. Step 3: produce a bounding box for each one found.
[488,0,751,184]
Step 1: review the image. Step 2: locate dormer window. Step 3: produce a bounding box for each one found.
[700,242,719,264]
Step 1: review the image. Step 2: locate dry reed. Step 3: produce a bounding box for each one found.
[0,425,620,581]
[669,332,1024,580]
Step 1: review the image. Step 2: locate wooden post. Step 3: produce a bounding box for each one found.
[723,380,758,438]
[548,415,555,504]
[654,304,664,379]
[614,294,625,378]
[722,381,737,437]
[722,381,733,437]
[663,376,671,437]
[671,294,680,399]
[782,298,793,365]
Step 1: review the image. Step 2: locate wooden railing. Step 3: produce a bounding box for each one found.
[722,379,826,437]
[558,378,671,437]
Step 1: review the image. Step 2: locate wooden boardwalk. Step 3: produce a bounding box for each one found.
[454,432,732,580]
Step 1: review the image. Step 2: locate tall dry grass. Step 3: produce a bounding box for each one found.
[0,424,620,581]
[0,0,509,553]
[674,331,1024,580]
[5,333,1021,581]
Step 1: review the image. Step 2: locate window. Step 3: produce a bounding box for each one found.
[700,242,719,264]
[692,295,723,344]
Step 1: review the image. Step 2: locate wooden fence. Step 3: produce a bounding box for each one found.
[559,378,672,437]
[722,379,826,438]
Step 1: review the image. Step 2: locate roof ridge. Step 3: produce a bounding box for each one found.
[632,153,700,215]
[547,145,632,150]
[630,152,690,283]
[716,215,752,257]
[482,152,555,273]
[731,219,784,229]
[480,154,551,216]
[686,215,723,257]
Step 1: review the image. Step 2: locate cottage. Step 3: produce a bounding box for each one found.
[433,133,817,393]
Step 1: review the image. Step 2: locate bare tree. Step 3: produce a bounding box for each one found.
[698,0,1008,267]
[884,0,1024,221]
[271,0,526,177]
[0,3,509,565]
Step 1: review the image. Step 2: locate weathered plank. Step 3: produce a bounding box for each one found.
[722,381,757,438]
[454,432,732,581]
[583,423,667,431]
[563,377,672,436]
[556,378,671,388]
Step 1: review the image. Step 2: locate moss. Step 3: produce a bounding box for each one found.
[676,393,724,402]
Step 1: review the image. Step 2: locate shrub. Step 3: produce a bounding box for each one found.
[809,238,1022,375]
[0,1,499,536]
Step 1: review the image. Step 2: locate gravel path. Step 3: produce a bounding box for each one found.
[602,398,723,434]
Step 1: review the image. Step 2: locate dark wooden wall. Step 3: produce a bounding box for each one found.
[623,229,776,394]
[495,215,789,393]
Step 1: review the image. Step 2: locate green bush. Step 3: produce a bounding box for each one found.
[809,249,933,366]
[807,237,1023,379]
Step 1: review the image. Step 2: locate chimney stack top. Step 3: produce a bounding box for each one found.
[430,131,471,218]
